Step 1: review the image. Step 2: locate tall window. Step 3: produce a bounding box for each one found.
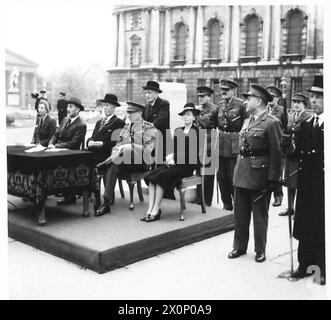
[175,23,186,60]
[208,20,220,58]
[130,35,141,66]
[287,11,304,54]
[245,15,259,56]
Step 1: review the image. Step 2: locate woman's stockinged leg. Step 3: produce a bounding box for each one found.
[150,184,165,216]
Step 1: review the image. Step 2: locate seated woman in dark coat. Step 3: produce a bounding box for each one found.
[31,100,57,147]
[142,103,201,222]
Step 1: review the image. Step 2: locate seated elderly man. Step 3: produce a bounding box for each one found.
[48,97,87,205]
[31,100,57,147]
[95,101,156,216]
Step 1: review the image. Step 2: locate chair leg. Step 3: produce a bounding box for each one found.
[200,182,206,214]
[137,180,144,202]
[179,188,185,221]
[128,181,135,210]
[118,179,125,198]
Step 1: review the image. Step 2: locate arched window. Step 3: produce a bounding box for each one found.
[287,10,304,54]
[175,23,186,60]
[245,15,259,56]
[208,20,220,58]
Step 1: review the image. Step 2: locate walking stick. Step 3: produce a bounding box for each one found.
[277,76,299,281]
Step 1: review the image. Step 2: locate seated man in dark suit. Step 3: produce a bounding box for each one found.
[48,96,87,204]
[86,94,125,211]
[31,100,57,147]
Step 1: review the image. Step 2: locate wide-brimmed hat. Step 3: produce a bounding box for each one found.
[243,84,273,104]
[292,93,308,105]
[143,80,162,93]
[178,103,201,116]
[266,85,282,97]
[100,93,121,106]
[197,86,214,96]
[67,97,84,111]
[220,79,238,90]
[126,101,145,113]
[307,74,323,93]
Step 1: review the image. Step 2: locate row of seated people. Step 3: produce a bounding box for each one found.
[30,94,204,222]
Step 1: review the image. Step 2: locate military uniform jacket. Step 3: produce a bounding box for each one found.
[111,120,156,165]
[49,116,87,150]
[286,111,311,160]
[86,115,125,163]
[196,101,218,153]
[31,114,57,147]
[217,96,247,157]
[233,112,283,190]
[293,117,324,242]
[268,103,286,128]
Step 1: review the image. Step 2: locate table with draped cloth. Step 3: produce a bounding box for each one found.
[7,145,99,225]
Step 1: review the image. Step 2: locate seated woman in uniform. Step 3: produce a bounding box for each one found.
[31,100,57,147]
[142,103,201,222]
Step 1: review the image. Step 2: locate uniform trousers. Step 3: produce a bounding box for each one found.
[233,187,272,253]
[217,157,236,209]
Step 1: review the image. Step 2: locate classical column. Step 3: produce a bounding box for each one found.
[315,5,323,58]
[273,5,281,60]
[144,10,152,64]
[163,8,172,65]
[223,6,232,62]
[117,12,125,67]
[151,8,160,66]
[188,6,196,64]
[231,5,240,62]
[195,6,204,63]
[263,6,271,60]
[112,13,119,67]
[20,72,26,108]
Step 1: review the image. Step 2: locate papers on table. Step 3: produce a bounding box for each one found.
[24,145,47,153]
[44,148,68,152]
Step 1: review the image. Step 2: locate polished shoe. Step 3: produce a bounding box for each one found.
[228,249,246,259]
[279,208,294,216]
[140,214,150,221]
[272,198,282,207]
[57,196,76,205]
[290,269,309,279]
[255,252,266,263]
[145,209,162,222]
[317,275,326,286]
[95,202,110,217]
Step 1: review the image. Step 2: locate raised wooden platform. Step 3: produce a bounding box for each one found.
[8,193,234,273]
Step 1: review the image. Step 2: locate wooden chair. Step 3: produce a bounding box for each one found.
[177,134,207,221]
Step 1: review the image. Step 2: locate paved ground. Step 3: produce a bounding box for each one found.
[7,124,328,300]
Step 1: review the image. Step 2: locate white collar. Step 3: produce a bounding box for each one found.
[315,112,324,125]
[69,115,79,123]
[106,113,115,122]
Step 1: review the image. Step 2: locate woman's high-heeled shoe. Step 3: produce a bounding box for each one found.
[145,209,162,222]
[140,214,150,221]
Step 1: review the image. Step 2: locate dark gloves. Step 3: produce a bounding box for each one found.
[268,180,281,192]
[280,133,294,156]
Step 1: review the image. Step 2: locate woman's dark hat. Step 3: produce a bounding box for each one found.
[126,101,146,113]
[100,93,121,106]
[178,103,201,116]
[307,74,323,93]
[243,84,273,103]
[67,97,84,111]
[59,92,66,97]
[143,80,162,93]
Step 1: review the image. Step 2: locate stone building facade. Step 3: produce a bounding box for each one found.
[107,5,323,106]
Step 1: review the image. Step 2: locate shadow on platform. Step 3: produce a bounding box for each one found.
[8,193,234,273]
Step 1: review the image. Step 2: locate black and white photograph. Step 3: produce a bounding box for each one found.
[0,0,329,302]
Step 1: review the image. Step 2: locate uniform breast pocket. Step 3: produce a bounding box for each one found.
[230,134,239,155]
[251,158,269,169]
[248,131,264,148]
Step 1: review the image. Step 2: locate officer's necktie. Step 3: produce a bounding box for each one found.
[66,119,71,127]
[99,117,107,130]
[314,116,319,128]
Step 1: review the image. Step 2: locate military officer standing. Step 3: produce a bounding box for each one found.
[266,85,286,207]
[281,75,325,285]
[195,86,218,206]
[228,84,283,263]
[216,79,247,210]
[56,92,67,125]
[279,93,310,217]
